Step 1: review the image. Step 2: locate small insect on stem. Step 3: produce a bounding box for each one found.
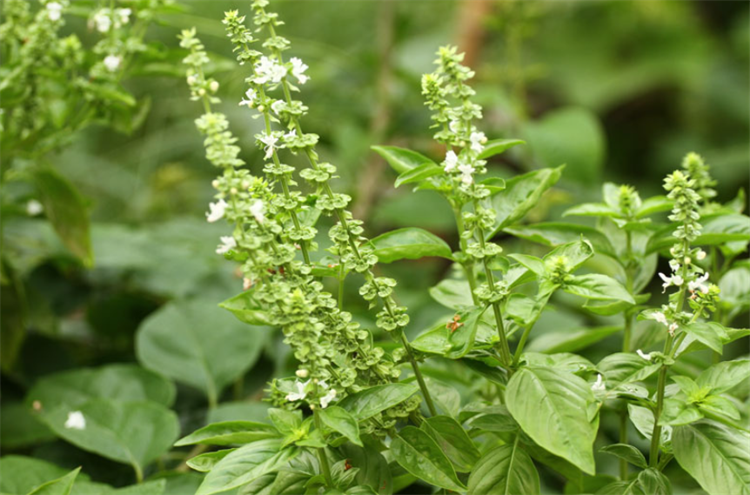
[446,314,464,333]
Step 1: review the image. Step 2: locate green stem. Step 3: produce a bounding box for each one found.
[400,332,437,416]
[314,413,334,488]
[452,205,478,304]
[619,409,629,480]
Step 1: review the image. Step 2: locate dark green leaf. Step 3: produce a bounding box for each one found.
[477,139,525,159]
[175,421,278,447]
[339,444,392,495]
[527,325,621,354]
[338,383,419,421]
[219,290,272,326]
[420,416,480,472]
[505,223,616,258]
[446,307,487,359]
[428,279,473,310]
[637,468,672,495]
[390,426,466,492]
[564,274,635,304]
[394,163,443,188]
[600,444,647,469]
[467,441,540,495]
[370,228,452,263]
[27,468,80,495]
[318,407,362,447]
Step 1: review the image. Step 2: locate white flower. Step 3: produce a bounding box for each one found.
[688,272,710,294]
[295,369,309,378]
[449,119,461,134]
[591,374,606,393]
[283,129,296,141]
[103,55,121,72]
[216,236,237,255]
[318,379,328,389]
[285,379,310,402]
[271,100,285,115]
[117,8,131,24]
[239,89,256,107]
[653,311,668,326]
[696,250,707,261]
[243,278,253,290]
[206,199,227,223]
[444,150,459,173]
[209,81,219,93]
[65,411,86,430]
[469,131,486,153]
[94,10,111,32]
[47,2,63,21]
[636,349,652,361]
[658,272,683,293]
[458,162,475,185]
[249,200,265,224]
[258,132,279,160]
[668,322,678,335]
[26,200,43,216]
[669,259,681,273]
[254,56,286,85]
[290,57,309,85]
[320,388,337,409]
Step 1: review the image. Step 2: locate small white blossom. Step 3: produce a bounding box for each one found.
[668,259,681,273]
[295,369,309,378]
[249,200,265,224]
[653,311,668,326]
[93,10,112,32]
[209,81,220,92]
[117,8,131,25]
[47,2,63,21]
[65,411,86,430]
[469,131,486,153]
[216,236,237,255]
[688,272,710,294]
[449,119,461,134]
[283,129,296,141]
[254,56,286,85]
[668,322,679,335]
[318,379,328,389]
[104,55,121,72]
[290,57,309,85]
[320,388,337,409]
[206,199,227,223]
[658,272,683,293]
[285,379,310,402]
[239,89,256,107]
[271,100,285,115]
[258,132,279,160]
[636,349,652,361]
[443,150,458,173]
[696,250,707,261]
[26,200,44,216]
[458,162,475,185]
[243,278,253,290]
[591,374,606,393]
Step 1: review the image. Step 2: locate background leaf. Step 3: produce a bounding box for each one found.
[370,228,452,263]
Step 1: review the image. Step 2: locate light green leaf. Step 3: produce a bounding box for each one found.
[673,420,750,495]
[682,322,724,355]
[27,468,80,495]
[477,139,525,159]
[219,290,272,326]
[318,407,362,447]
[0,456,86,495]
[136,298,268,405]
[600,444,647,469]
[508,254,545,277]
[467,440,540,495]
[505,366,597,474]
[411,324,452,355]
[175,421,279,447]
[697,359,750,394]
[370,228,452,263]
[338,444,392,495]
[597,353,661,387]
[186,449,235,473]
[421,416,480,473]
[488,166,564,237]
[564,274,635,304]
[446,307,487,359]
[338,383,419,421]
[30,167,92,266]
[371,146,435,174]
[390,426,466,492]
[394,163,443,188]
[563,202,619,218]
[637,468,672,495]
[428,279,473,310]
[527,325,621,354]
[505,223,615,258]
[636,196,673,218]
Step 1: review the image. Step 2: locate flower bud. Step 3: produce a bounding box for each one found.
[295,369,309,378]
[211,180,219,188]
[198,88,206,96]
[187,75,197,85]
[696,250,706,261]
[210,81,219,92]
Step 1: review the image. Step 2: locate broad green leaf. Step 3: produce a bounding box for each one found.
[371,146,435,174]
[219,290,272,326]
[338,383,419,421]
[39,398,179,475]
[0,402,55,448]
[506,366,597,474]
[175,421,278,447]
[467,441,540,495]
[370,228,452,263]
[136,298,268,405]
[446,307,487,359]
[468,407,518,433]
[488,166,564,237]
[636,196,673,218]
[505,223,615,258]
[584,293,649,317]
[428,279,473,310]
[673,420,750,495]
[521,352,595,374]
[420,416,479,472]
[0,456,86,495]
[563,202,619,218]
[698,395,741,424]
[527,325,621,354]
[27,468,79,495]
[318,407,362,446]
[411,324,452,355]
[628,404,668,442]
[697,359,750,394]
[524,107,604,186]
[339,444,392,495]
[394,163,443,188]
[646,215,750,254]
[508,254,545,276]
[564,274,635,304]
[267,409,302,436]
[197,439,295,495]
[30,167,92,266]
[479,177,507,195]
[637,468,672,495]
[186,449,234,473]
[424,379,460,418]
[390,426,465,492]
[600,444,647,469]
[719,266,750,319]
[596,480,644,495]
[682,322,724,355]
[207,401,271,424]
[477,139,525,159]
[26,364,175,410]
[597,353,661,387]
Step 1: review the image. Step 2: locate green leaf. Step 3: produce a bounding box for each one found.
[38,398,179,475]
[673,420,750,495]
[488,166,564,238]
[637,468,672,495]
[420,416,480,473]
[219,290,272,326]
[390,426,466,492]
[267,409,302,436]
[25,364,175,410]
[175,421,279,447]
[370,228,452,263]
[338,383,419,421]
[597,353,661,387]
[524,107,604,186]
[411,324,452,355]
[504,223,615,258]
[477,139,525,159]
[371,146,435,174]
[338,444,392,495]
[505,366,597,474]
[186,449,235,473]
[428,279,474,310]
[698,395,741,424]
[563,202,619,218]
[527,325,621,354]
[0,456,85,495]
[681,322,724,355]
[467,440,540,495]
[30,167,93,266]
[508,254,545,277]
[446,307,487,359]
[564,274,635,304]
[697,359,750,394]
[636,196,673,218]
[196,439,296,495]
[394,163,443,188]
[27,468,80,495]
[646,215,750,254]
[600,444,648,469]
[521,352,595,374]
[136,298,268,405]
[318,406,362,447]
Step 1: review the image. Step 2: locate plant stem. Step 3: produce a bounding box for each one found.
[452,205,479,304]
[314,413,334,488]
[401,333,437,416]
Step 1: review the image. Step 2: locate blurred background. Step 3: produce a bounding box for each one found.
[2,0,748,492]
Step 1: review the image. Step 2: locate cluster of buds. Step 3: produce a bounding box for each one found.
[681,152,717,208]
